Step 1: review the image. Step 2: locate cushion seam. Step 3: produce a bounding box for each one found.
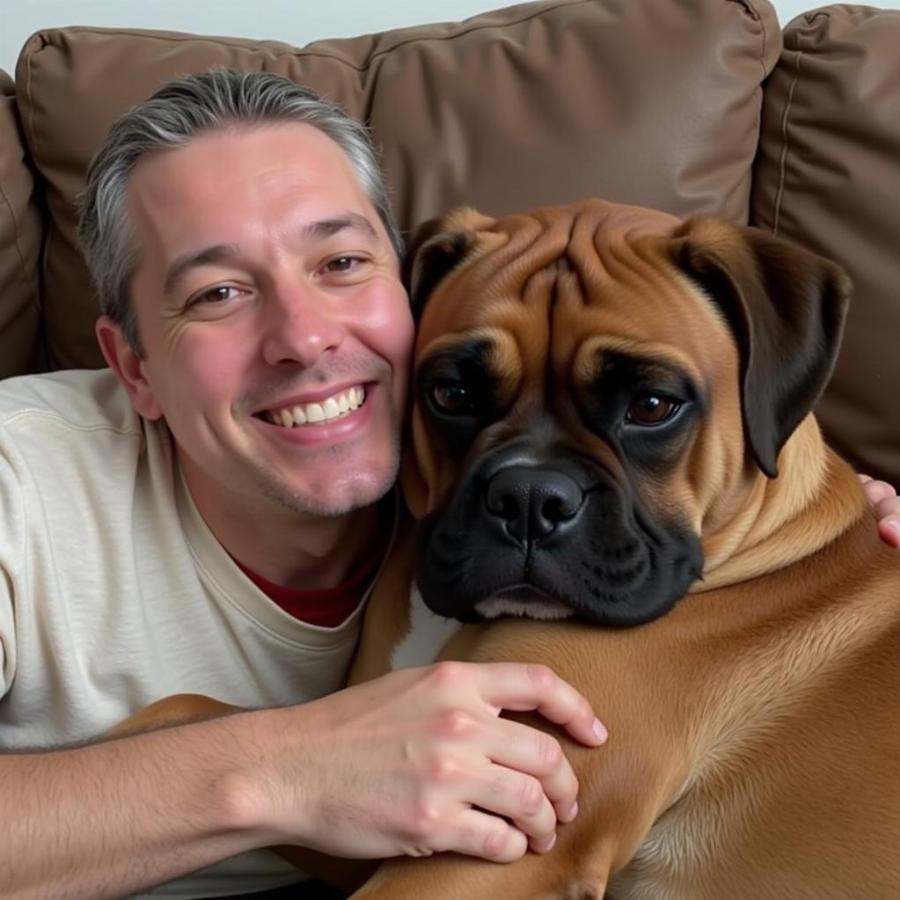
[773,48,802,237]
[0,177,32,296]
[23,2,594,76]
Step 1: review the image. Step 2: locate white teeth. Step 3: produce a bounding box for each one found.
[266,386,366,428]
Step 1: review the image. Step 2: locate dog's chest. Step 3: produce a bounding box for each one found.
[607,804,721,899]
[390,584,463,670]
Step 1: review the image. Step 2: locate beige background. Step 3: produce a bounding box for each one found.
[4,0,899,77]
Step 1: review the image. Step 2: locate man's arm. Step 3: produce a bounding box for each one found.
[1,713,265,900]
[0,661,605,900]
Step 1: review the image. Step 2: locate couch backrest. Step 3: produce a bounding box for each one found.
[3,0,779,373]
[0,70,40,378]
[2,0,897,484]
[751,5,900,484]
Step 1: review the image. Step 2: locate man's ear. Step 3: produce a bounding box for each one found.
[95,315,163,421]
[670,218,851,478]
[402,207,491,321]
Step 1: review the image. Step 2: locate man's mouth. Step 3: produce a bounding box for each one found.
[261,385,367,427]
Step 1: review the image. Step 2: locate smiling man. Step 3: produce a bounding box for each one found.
[102,121,413,590]
[0,70,898,900]
[0,71,608,900]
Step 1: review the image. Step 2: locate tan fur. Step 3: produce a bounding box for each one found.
[350,201,900,899]
[106,693,240,738]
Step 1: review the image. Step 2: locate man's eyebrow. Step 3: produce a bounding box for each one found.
[304,213,379,243]
[163,244,241,295]
[162,214,381,295]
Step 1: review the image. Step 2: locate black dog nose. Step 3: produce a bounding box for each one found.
[485,466,584,543]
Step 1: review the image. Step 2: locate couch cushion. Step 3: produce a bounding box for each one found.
[14,0,779,370]
[0,69,41,378]
[752,6,900,485]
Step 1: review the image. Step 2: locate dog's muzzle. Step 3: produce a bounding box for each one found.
[415,460,703,627]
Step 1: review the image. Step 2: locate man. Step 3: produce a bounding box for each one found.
[0,70,897,900]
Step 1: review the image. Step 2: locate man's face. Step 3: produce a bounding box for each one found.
[118,122,413,520]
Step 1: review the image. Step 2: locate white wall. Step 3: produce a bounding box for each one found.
[2,0,899,77]
[0,1,509,75]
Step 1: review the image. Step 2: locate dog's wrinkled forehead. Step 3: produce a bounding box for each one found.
[406,197,850,491]
[409,199,681,348]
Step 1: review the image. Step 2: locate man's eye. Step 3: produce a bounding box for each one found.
[324,255,363,273]
[428,382,472,415]
[625,394,681,426]
[190,285,241,306]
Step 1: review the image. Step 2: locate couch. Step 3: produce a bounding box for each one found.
[0,0,898,486]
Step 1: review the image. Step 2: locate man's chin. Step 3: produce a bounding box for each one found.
[262,467,398,519]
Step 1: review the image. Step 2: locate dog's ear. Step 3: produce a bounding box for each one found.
[670,218,851,478]
[399,208,494,520]
[403,208,491,321]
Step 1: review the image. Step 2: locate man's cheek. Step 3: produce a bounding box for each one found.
[370,303,415,375]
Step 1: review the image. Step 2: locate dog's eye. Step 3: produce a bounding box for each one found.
[625,394,681,426]
[428,382,472,415]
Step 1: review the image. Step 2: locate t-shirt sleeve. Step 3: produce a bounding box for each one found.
[0,434,23,699]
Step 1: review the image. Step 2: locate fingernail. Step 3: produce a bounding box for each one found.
[565,801,579,822]
[886,516,900,545]
[535,833,556,853]
[593,718,608,743]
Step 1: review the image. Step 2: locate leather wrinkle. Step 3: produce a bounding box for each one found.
[773,48,804,237]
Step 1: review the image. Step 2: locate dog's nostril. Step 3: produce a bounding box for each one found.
[496,495,520,521]
[543,494,578,522]
[485,466,584,541]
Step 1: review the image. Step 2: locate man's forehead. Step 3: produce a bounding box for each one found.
[126,123,385,245]
[127,121,368,212]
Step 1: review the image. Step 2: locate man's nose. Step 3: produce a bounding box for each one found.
[260,281,345,368]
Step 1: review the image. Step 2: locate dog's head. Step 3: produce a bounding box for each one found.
[402,199,849,626]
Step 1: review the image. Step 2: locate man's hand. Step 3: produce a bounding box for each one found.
[245,661,606,864]
[860,475,900,548]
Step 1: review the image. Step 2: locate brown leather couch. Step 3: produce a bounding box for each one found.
[1,0,898,483]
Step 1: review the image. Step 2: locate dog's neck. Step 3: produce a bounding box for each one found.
[693,415,867,593]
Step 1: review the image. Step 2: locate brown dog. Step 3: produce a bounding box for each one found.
[112,199,899,898]
[347,200,900,899]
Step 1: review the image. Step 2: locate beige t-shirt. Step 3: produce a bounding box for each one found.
[0,369,374,897]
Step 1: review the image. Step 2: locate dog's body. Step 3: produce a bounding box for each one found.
[353,495,900,899]
[113,200,900,898]
[348,201,900,898]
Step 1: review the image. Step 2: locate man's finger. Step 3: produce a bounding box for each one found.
[446,808,528,863]
[862,478,896,506]
[485,716,579,822]
[469,763,557,847]
[877,516,900,548]
[472,662,608,748]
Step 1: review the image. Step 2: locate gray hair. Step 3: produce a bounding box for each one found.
[78,68,403,352]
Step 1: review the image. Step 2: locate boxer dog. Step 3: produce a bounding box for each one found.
[113,199,900,898]
[346,199,900,898]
